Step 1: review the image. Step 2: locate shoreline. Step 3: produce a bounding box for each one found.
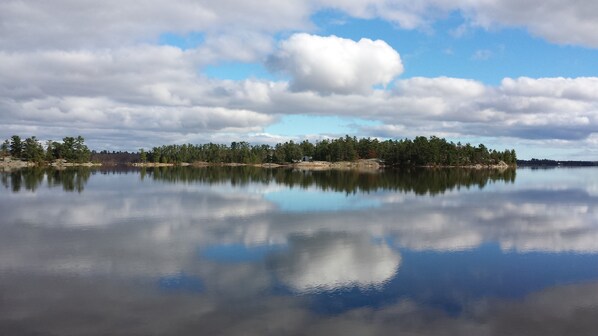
[130,159,382,170]
[1,157,515,171]
[420,162,514,169]
[0,158,102,170]
[129,159,515,170]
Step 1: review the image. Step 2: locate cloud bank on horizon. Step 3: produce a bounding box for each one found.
[0,0,597,159]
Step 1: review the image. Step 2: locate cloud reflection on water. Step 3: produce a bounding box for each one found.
[270,232,400,292]
[1,167,598,334]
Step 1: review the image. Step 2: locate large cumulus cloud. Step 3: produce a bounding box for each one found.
[267,34,403,95]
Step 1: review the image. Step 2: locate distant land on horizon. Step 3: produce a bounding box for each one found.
[517,159,598,167]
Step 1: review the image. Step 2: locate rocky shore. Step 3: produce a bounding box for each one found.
[50,159,102,168]
[130,159,514,171]
[131,159,382,170]
[293,159,381,170]
[0,158,35,170]
[3,155,514,172]
[131,162,175,167]
[1,157,101,170]
[422,161,513,169]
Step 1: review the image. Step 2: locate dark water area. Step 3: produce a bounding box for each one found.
[1,167,597,335]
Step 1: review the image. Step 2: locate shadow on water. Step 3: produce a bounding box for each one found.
[1,166,516,195]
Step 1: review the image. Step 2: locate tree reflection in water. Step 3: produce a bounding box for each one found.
[145,166,516,195]
[1,166,516,195]
[1,167,91,193]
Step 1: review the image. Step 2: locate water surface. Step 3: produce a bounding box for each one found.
[1,167,597,335]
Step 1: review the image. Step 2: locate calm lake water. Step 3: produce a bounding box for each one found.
[1,167,598,335]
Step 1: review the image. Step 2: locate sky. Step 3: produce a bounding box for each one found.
[0,1,597,159]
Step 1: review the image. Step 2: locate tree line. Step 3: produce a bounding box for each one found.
[144,135,516,166]
[1,135,91,163]
[1,134,516,166]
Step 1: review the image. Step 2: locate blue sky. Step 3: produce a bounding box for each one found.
[310,10,598,84]
[1,1,597,159]
[195,10,598,85]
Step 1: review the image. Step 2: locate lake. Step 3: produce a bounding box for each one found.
[1,166,597,335]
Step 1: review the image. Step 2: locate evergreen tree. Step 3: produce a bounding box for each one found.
[1,139,9,158]
[22,136,44,162]
[139,149,147,163]
[10,135,23,159]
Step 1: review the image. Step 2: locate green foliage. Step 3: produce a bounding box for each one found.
[10,135,23,158]
[55,136,90,162]
[1,139,9,158]
[45,140,60,161]
[2,134,516,167]
[375,136,516,166]
[146,136,516,166]
[2,135,91,163]
[22,136,45,162]
[139,149,147,163]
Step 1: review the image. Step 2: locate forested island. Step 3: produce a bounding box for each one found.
[1,134,517,168]
[140,136,516,167]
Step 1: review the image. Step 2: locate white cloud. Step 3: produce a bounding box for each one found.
[472,49,493,60]
[320,0,598,48]
[0,0,311,51]
[0,46,276,142]
[499,77,598,101]
[268,34,403,95]
[394,76,487,98]
[3,96,273,134]
[1,0,598,55]
[461,0,598,48]
[276,76,598,144]
[192,31,275,64]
